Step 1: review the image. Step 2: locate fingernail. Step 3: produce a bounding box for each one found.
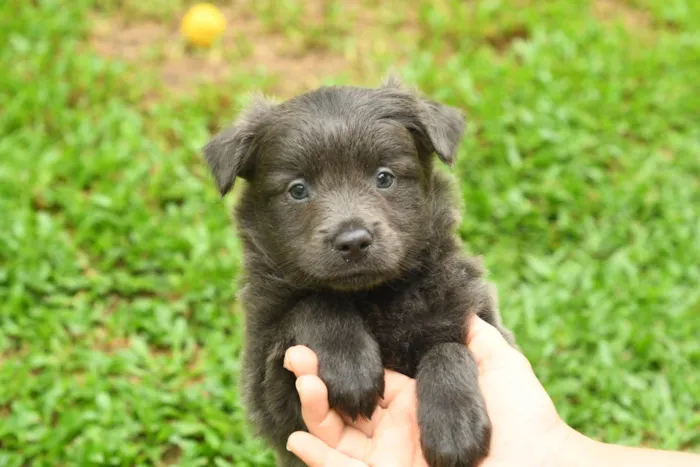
[286,433,297,451]
[283,350,292,371]
[295,377,303,392]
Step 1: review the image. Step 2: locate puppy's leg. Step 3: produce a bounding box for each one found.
[416,343,491,467]
[262,295,384,435]
[290,297,385,420]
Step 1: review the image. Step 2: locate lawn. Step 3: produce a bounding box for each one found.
[0,0,699,465]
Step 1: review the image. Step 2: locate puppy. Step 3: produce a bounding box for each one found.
[203,76,516,467]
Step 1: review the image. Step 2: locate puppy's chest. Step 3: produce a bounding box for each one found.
[355,284,463,377]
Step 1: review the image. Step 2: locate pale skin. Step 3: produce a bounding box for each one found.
[283,315,700,467]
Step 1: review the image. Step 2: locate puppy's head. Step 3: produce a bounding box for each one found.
[204,76,465,290]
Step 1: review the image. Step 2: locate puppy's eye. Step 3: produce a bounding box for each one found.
[288,182,309,200]
[375,170,395,189]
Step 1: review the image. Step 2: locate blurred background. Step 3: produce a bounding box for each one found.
[0,0,698,465]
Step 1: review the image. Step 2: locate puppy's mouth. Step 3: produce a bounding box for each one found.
[324,269,389,291]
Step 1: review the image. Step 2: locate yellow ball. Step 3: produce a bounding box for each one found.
[180,3,226,48]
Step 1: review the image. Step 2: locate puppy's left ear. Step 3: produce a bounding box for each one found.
[203,94,272,196]
[416,99,466,167]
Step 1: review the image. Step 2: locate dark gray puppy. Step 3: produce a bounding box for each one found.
[203,76,516,467]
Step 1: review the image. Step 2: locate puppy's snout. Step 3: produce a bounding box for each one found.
[333,228,373,262]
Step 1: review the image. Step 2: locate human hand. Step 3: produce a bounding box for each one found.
[465,316,573,467]
[283,345,427,467]
[285,315,576,467]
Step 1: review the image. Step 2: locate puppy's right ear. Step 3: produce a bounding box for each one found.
[203,94,272,196]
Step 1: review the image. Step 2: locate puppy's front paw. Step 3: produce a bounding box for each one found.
[419,393,491,467]
[317,344,384,421]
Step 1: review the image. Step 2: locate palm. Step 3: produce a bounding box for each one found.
[284,346,428,467]
[476,360,568,467]
[341,372,428,467]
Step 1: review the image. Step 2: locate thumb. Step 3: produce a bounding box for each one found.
[466,314,523,371]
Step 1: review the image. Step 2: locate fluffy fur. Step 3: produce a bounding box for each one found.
[203,76,516,467]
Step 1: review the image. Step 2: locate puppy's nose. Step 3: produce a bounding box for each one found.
[333,228,373,261]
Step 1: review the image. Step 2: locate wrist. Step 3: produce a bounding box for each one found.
[553,428,700,467]
[544,423,597,467]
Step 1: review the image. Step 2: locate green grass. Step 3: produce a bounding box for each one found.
[1,0,699,465]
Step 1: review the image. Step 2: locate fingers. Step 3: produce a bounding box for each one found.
[286,347,373,452]
[296,375,346,439]
[286,346,418,461]
[285,346,346,446]
[466,315,529,372]
[287,432,367,467]
[295,375,374,459]
[285,345,413,409]
[289,355,347,448]
[284,345,318,377]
